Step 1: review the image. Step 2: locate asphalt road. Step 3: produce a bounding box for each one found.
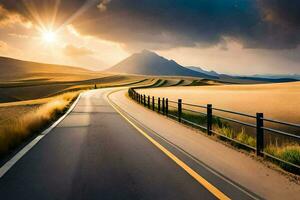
[0,89,256,200]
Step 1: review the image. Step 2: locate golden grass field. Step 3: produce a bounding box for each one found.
[0,91,80,156]
[0,73,156,157]
[138,81,300,124]
[0,74,149,103]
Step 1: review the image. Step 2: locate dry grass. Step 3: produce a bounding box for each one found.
[0,75,148,103]
[138,81,300,123]
[0,91,80,156]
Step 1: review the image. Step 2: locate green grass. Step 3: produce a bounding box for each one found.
[236,128,256,147]
[265,144,300,172]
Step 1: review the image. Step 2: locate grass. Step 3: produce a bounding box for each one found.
[177,111,300,173]
[0,74,148,103]
[265,144,300,172]
[133,96,300,174]
[236,128,256,147]
[0,91,80,157]
[137,82,300,125]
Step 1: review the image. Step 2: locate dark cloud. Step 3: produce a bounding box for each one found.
[0,0,299,50]
[258,0,300,27]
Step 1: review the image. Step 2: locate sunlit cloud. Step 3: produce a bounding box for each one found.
[63,44,93,57]
[97,0,112,12]
[0,6,32,28]
[67,25,80,37]
[0,0,299,74]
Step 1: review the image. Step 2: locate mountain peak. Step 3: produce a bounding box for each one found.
[139,49,158,56]
[108,51,218,78]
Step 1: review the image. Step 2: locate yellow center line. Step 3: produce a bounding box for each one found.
[107,92,231,200]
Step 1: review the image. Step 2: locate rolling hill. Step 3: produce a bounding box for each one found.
[0,56,96,82]
[108,50,218,79]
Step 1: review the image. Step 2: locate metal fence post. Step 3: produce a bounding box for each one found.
[178,99,182,122]
[166,98,168,117]
[148,96,150,109]
[158,97,161,113]
[162,98,165,115]
[207,104,212,135]
[256,113,264,156]
[152,96,155,111]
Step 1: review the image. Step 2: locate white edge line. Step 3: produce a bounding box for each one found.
[0,93,82,178]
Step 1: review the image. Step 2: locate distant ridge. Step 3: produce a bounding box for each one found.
[188,65,298,83]
[0,56,91,81]
[187,66,219,77]
[108,50,218,79]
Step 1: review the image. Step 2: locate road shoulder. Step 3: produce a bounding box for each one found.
[108,89,300,200]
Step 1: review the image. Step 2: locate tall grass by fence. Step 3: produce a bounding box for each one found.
[128,88,300,174]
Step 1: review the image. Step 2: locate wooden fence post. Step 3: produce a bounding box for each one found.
[166,98,168,117]
[140,94,142,104]
[162,98,165,115]
[178,99,182,122]
[148,96,150,109]
[256,113,264,156]
[152,96,155,111]
[158,97,161,113]
[207,104,212,135]
[143,95,146,106]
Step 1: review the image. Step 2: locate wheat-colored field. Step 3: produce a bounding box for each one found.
[0,91,81,156]
[137,81,300,171]
[0,75,148,103]
[138,81,300,124]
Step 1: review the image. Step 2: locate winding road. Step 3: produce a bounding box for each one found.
[0,88,260,200]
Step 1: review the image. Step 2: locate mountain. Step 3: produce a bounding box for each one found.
[187,66,219,77]
[250,74,300,80]
[0,56,93,81]
[188,66,298,83]
[108,50,218,79]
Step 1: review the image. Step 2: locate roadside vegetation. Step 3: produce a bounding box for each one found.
[178,110,300,173]
[265,144,300,172]
[139,99,300,174]
[0,91,80,157]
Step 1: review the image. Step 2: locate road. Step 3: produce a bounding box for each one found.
[0,88,256,200]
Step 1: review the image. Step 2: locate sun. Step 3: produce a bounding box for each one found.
[42,31,57,43]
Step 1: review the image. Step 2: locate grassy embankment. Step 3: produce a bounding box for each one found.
[164,107,300,173]
[0,91,80,157]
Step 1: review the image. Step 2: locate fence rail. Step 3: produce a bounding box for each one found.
[128,88,300,173]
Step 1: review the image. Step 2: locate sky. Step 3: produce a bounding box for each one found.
[0,0,299,75]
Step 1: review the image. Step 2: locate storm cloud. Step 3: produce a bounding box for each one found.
[0,0,299,50]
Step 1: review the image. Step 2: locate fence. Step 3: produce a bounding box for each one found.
[128,88,300,174]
